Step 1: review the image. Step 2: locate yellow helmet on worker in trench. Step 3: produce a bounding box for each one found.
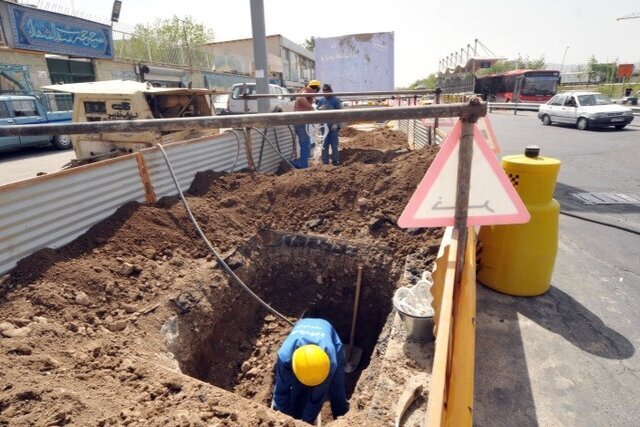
[292,344,330,386]
[308,79,321,89]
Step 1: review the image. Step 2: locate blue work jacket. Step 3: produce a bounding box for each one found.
[273,318,349,423]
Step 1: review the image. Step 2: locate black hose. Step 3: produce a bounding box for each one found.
[251,127,296,170]
[156,143,294,326]
[226,129,243,172]
[560,210,640,236]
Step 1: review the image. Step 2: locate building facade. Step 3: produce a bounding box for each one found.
[202,34,315,90]
[1,1,311,94]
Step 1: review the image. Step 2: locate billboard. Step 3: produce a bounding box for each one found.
[617,64,634,78]
[315,32,394,92]
[0,0,113,59]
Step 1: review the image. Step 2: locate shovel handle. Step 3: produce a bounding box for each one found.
[349,266,363,347]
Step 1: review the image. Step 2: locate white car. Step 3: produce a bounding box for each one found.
[538,91,634,130]
[227,83,294,114]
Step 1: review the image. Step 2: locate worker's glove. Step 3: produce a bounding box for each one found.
[331,124,338,131]
[318,105,328,110]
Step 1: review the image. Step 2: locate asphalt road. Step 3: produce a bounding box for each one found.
[0,144,75,186]
[475,112,640,426]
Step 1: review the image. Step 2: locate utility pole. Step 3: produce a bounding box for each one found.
[560,46,569,73]
[250,0,270,113]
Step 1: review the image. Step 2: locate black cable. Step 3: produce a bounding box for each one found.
[251,127,296,170]
[156,143,294,326]
[560,210,640,236]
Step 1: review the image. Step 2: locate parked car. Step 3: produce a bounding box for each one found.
[227,83,294,114]
[213,93,229,115]
[0,94,73,152]
[538,91,634,130]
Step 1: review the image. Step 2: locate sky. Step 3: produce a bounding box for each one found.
[73,0,640,87]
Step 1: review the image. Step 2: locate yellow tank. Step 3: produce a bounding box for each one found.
[477,147,561,296]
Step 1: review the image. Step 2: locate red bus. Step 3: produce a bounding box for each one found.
[475,69,560,103]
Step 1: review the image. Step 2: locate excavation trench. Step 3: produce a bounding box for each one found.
[165,230,398,421]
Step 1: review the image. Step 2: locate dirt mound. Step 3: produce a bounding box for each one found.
[0,130,442,426]
[341,126,408,151]
[339,127,364,138]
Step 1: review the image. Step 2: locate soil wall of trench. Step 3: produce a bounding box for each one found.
[0,126,441,426]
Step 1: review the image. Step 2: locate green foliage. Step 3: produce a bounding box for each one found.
[113,16,214,67]
[587,55,616,84]
[475,55,546,77]
[303,36,316,52]
[134,15,214,48]
[408,73,437,89]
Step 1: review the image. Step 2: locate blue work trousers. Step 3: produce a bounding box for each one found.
[293,124,311,169]
[322,129,340,165]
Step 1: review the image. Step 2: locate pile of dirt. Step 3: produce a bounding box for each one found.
[341,126,408,151]
[0,126,441,426]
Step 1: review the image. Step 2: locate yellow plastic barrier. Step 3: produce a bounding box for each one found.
[427,227,477,426]
[478,149,561,296]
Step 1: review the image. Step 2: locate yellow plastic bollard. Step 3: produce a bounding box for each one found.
[477,146,561,296]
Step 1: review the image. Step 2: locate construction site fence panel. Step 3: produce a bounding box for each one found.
[427,227,477,426]
[0,127,295,276]
[398,119,435,149]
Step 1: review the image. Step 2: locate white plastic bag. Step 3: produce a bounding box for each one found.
[393,273,435,317]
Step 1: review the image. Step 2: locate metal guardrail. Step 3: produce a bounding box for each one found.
[488,102,541,113]
[0,103,487,137]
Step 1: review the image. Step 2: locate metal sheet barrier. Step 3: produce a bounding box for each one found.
[0,127,294,275]
[398,119,436,149]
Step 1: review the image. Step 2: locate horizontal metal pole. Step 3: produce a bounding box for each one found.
[244,89,434,99]
[0,103,486,137]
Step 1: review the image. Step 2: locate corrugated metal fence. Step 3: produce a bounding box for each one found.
[398,119,438,149]
[0,127,295,275]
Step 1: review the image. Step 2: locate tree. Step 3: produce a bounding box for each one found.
[303,36,316,52]
[133,15,214,49]
[408,73,437,90]
[475,55,546,77]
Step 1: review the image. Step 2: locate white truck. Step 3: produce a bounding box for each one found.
[43,80,220,163]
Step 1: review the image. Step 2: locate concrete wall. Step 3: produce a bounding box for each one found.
[94,59,137,82]
[0,48,51,90]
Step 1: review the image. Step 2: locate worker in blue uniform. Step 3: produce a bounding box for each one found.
[316,83,343,166]
[273,318,349,423]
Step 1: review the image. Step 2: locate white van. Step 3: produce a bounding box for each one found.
[227,83,295,114]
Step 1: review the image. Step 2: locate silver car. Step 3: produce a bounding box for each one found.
[538,91,634,130]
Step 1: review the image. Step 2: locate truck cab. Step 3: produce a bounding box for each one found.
[43,80,220,163]
[0,94,73,152]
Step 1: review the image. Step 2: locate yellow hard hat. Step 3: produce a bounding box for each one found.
[292,344,330,386]
[308,80,321,89]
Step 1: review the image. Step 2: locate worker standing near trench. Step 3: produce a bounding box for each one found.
[317,83,343,166]
[291,80,321,169]
[273,318,349,423]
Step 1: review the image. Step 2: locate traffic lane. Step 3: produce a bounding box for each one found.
[475,215,640,426]
[476,113,640,425]
[489,112,640,215]
[0,145,74,186]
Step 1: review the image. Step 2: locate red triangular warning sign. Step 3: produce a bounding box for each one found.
[398,120,530,228]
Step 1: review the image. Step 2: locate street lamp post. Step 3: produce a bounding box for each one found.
[560,46,569,73]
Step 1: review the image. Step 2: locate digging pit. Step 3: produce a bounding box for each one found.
[164,230,399,423]
[0,126,443,426]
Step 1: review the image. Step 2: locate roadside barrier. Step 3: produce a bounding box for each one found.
[427,227,477,426]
